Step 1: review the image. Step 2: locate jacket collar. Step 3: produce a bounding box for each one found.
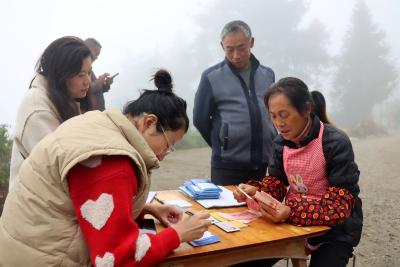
[274,113,321,148]
[104,108,160,170]
[31,74,49,89]
[225,53,260,74]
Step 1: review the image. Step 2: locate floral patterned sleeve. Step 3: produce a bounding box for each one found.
[247,176,287,202]
[285,187,355,227]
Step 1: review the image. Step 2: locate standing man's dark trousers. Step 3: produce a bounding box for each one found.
[211,165,267,185]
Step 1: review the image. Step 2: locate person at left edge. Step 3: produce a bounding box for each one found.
[0,69,211,267]
[8,36,92,190]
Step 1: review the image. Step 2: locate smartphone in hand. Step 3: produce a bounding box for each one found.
[136,218,157,234]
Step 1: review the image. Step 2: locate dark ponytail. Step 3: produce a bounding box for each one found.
[123,69,189,132]
[311,90,332,124]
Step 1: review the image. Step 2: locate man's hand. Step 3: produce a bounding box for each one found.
[98,73,110,86]
[104,75,114,87]
[89,73,110,95]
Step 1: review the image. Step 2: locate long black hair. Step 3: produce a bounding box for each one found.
[35,36,91,122]
[123,69,189,133]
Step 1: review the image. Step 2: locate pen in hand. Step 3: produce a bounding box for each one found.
[153,196,165,205]
[154,195,194,216]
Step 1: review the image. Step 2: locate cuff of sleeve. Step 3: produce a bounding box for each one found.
[156,227,181,257]
[103,84,111,92]
[247,180,262,190]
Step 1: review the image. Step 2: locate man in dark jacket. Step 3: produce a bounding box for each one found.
[193,20,277,185]
[83,38,115,111]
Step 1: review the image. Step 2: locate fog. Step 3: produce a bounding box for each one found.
[1,0,399,131]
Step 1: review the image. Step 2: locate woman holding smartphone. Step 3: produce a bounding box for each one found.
[82,38,117,112]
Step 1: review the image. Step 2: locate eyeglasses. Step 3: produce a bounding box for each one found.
[160,125,175,154]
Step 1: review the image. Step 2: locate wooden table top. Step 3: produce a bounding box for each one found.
[154,186,330,261]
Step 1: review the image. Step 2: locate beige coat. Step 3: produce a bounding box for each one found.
[9,74,62,190]
[0,108,159,266]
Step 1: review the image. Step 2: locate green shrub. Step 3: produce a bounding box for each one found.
[0,124,12,190]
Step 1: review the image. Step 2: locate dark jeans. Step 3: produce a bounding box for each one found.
[211,166,267,186]
[232,241,354,267]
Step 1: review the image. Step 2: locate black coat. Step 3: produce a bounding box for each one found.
[269,114,363,247]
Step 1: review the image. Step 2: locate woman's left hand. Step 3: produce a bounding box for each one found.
[147,204,183,226]
[255,192,291,223]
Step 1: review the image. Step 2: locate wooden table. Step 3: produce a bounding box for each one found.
[155,186,330,267]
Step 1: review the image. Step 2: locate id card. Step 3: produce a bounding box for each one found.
[189,231,220,246]
[214,221,240,233]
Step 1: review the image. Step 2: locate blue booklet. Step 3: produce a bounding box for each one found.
[180,185,220,200]
[181,178,222,200]
[189,231,220,247]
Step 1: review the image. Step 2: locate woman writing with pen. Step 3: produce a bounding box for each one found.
[233,77,362,267]
[0,69,211,267]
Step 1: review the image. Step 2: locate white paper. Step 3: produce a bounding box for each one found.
[193,231,214,241]
[194,186,246,209]
[165,199,193,208]
[146,191,156,204]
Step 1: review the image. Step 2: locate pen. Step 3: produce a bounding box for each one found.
[185,210,194,216]
[153,196,165,205]
[154,195,194,216]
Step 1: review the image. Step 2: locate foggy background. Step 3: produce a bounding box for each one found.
[1,0,399,132]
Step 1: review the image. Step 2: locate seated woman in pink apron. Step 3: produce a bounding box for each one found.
[234,77,362,267]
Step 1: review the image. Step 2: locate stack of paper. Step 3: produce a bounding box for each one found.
[181,179,222,199]
[180,186,246,209]
[145,191,156,204]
